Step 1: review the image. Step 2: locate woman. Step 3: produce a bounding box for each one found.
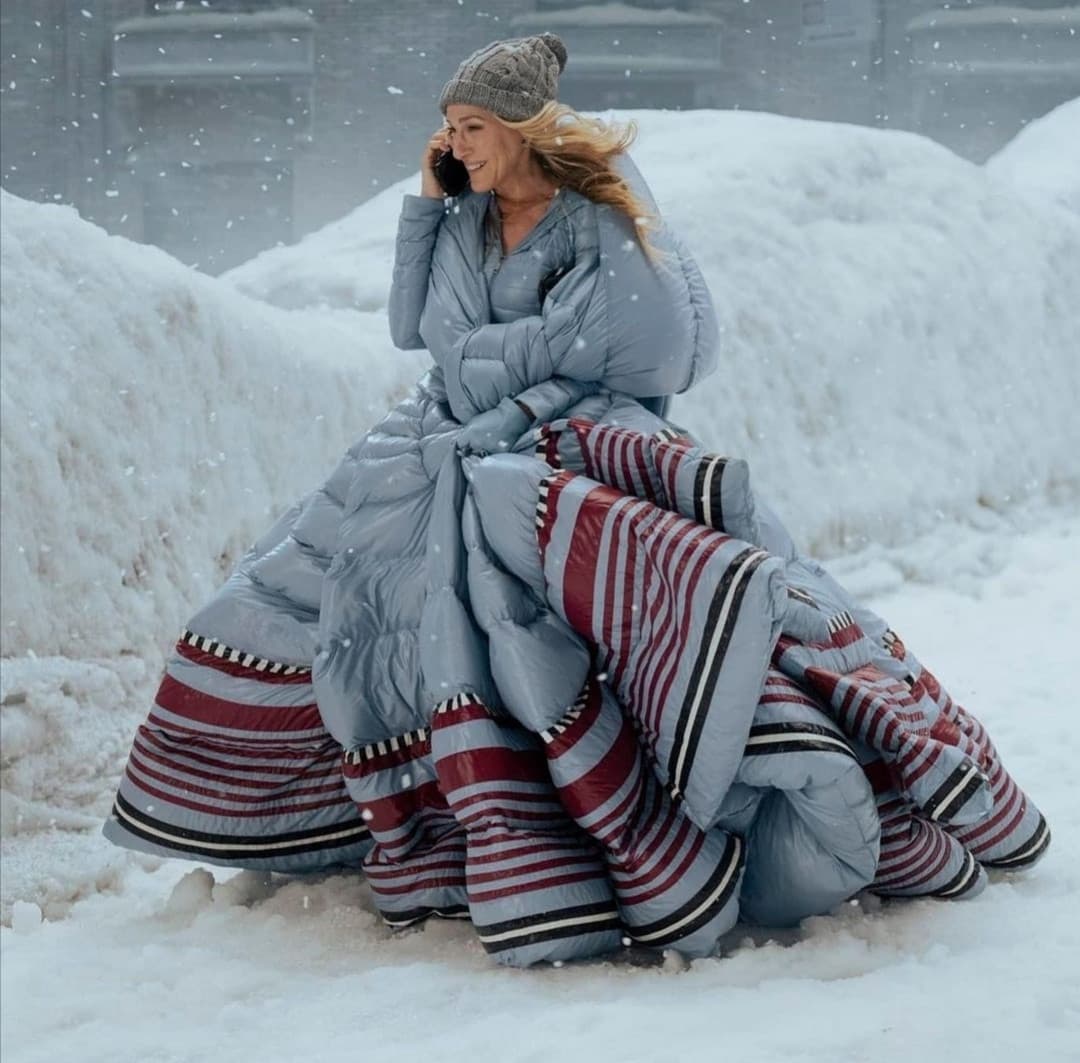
[390,33,715,436]
[104,35,1048,967]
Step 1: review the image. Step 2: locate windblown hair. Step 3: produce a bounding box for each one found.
[504,102,660,257]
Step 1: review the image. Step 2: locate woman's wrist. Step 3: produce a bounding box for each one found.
[420,175,445,199]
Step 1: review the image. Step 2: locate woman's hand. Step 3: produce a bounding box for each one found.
[455,397,532,456]
[421,127,452,199]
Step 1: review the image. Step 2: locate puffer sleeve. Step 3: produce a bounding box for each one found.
[419,207,604,421]
[426,178,718,423]
[604,152,718,394]
[511,376,599,424]
[388,194,447,350]
[592,206,718,398]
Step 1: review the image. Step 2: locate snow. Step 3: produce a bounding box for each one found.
[3,515,1079,1062]
[0,188,428,663]
[986,96,1080,215]
[2,108,1079,1061]
[228,109,1080,555]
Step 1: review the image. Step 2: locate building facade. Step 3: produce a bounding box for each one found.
[3,0,1077,272]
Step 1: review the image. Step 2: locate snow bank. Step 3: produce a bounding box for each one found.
[985,96,1080,215]
[2,111,1078,840]
[1,111,1079,1047]
[0,656,150,836]
[3,514,1079,1057]
[0,190,428,661]
[222,179,407,310]
[227,110,1080,553]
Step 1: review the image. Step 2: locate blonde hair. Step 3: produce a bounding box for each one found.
[504,102,660,258]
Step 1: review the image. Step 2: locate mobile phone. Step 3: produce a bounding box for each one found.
[538,264,568,305]
[434,149,469,197]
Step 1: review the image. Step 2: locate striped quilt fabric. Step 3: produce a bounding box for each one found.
[775,632,994,829]
[881,631,1050,871]
[732,669,881,925]
[542,678,745,955]
[552,418,761,545]
[103,631,371,872]
[103,412,1052,965]
[431,694,623,966]
[529,420,1048,906]
[342,725,468,926]
[861,758,987,899]
[938,700,1050,870]
[535,467,787,831]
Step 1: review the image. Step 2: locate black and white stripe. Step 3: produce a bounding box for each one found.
[539,688,590,745]
[744,723,857,760]
[473,900,621,954]
[343,726,431,765]
[933,850,982,899]
[693,455,729,531]
[625,835,743,948]
[181,629,310,676]
[433,692,488,715]
[670,547,769,801]
[984,814,1051,870]
[380,904,471,929]
[826,611,856,636]
[536,476,555,532]
[653,427,685,443]
[924,759,986,823]
[534,428,562,467]
[110,792,369,861]
[536,478,551,530]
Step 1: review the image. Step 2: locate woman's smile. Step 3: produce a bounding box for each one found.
[444,104,541,194]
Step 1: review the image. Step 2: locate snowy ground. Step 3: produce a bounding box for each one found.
[2,102,1080,1061]
[3,512,1078,1063]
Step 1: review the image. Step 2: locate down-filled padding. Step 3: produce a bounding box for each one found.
[104,163,1048,964]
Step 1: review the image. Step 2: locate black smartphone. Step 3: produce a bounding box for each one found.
[434,149,470,197]
[538,264,568,305]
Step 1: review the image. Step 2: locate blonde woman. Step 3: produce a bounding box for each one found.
[104,34,728,963]
[105,34,1048,968]
[389,33,718,451]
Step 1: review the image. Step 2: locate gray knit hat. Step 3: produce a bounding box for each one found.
[439,33,568,121]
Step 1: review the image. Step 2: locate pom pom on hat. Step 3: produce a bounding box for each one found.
[439,33,568,121]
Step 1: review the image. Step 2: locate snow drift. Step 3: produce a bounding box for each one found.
[1,111,1079,1062]
[2,110,1079,849]
[228,109,1080,555]
[0,189,429,661]
[985,95,1080,215]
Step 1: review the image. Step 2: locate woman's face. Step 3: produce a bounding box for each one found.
[444,104,530,194]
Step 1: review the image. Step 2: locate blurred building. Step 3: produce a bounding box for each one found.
[1,0,534,271]
[2,1,1077,273]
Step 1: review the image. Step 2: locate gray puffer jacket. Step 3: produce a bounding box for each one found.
[165,160,717,758]
[311,163,720,748]
[389,156,718,422]
[104,160,1049,967]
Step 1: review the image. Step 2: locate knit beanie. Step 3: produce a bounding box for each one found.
[439,33,568,121]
